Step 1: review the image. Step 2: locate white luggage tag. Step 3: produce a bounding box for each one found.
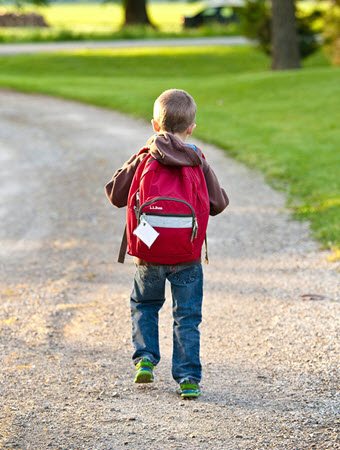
[133,216,159,248]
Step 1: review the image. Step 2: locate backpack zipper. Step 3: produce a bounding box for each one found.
[138,197,198,242]
[142,212,192,218]
[134,191,140,219]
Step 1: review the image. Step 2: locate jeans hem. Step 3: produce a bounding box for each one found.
[133,355,158,367]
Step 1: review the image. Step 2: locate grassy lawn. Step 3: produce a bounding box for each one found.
[0,46,339,247]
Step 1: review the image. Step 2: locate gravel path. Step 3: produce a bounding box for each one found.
[0,90,339,450]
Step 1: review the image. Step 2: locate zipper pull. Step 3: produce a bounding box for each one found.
[191,218,198,241]
[140,213,147,225]
[194,218,198,239]
[134,191,140,219]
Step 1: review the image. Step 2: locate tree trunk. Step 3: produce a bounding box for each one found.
[271,0,301,70]
[123,0,153,27]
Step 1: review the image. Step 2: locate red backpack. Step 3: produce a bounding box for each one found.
[121,148,210,264]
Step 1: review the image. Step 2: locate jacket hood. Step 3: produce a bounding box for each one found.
[147,133,204,167]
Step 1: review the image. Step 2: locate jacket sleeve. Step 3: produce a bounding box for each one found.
[105,153,146,208]
[202,159,229,216]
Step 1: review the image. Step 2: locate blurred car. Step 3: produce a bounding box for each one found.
[182,0,245,28]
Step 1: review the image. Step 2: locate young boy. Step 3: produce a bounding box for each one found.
[105,89,229,398]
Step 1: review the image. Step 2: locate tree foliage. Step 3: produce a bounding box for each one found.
[323,0,340,65]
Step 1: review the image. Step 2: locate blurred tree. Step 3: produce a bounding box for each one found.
[271,0,300,69]
[240,0,320,69]
[123,0,154,27]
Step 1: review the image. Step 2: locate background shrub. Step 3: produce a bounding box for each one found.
[323,0,340,66]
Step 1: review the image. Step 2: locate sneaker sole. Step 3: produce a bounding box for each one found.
[134,370,154,383]
[181,391,201,398]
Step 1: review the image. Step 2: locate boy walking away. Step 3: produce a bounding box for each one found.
[105,89,229,398]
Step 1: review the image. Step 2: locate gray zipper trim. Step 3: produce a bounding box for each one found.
[137,197,198,241]
[143,215,193,229]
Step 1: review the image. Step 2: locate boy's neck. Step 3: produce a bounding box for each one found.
[159,130,187,143]
[174,132,188,143]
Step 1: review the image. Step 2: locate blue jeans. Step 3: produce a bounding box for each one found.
[130,264,203,383]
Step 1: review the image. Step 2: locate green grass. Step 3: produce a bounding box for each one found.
[0,46,339,247]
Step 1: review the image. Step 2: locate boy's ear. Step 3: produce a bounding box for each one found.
[186,123,196,136]
[152,119,161,133]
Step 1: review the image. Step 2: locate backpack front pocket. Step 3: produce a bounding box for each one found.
[135,197,197,259]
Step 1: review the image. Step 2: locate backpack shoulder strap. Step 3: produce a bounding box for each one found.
[117,225,127,264]
[117,149,151,264]
[137,146,150,156]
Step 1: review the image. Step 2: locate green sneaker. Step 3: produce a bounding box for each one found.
[179,378,201,398]
[134,357,154,383]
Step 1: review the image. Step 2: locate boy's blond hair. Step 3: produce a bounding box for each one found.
[153,89,196,134]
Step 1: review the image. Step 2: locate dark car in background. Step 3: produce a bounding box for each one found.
[182,0,245,28]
